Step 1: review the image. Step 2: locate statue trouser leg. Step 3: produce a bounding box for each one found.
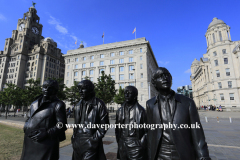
[72,134,98,160]
[119,137,145,160]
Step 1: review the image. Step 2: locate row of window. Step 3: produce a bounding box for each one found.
[220,93,235,100]
[45,68,58,75]
[7,74,15,79]
[26,66,36,71]
[6,80,15,84]
[214,58,228,66]
[10,58,16,61]
[70,71,144,80]
[67,80,144,89]
[7,68,17,73]
[8,63,16,68]
[211,31,230,44]
[44,73,59,78]
[46,62,56,69]
[213,49,227,56]
[71,67,143,76]
[218,81,232,89]
[74,58,135,69]
[71,50,143,63]
[26,72,36,78]
[216,68,230,77]
[28,55,38,60]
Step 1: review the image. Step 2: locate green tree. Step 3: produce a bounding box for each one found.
[94,71,116,108]
[113,86,125,107]
[65,81,80,108]
[2,83,21,118]
[84,76,90,80]
[24,78,42,107]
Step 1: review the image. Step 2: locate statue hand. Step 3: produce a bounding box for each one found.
[29,128,48,142]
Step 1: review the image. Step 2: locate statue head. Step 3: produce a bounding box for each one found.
[42,80,58,98]
[77,80,95,101]
[124,86,138,105]
[151,67,172,92]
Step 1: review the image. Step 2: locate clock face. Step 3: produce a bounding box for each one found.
[32,27,39,35]
[18,23,25,31]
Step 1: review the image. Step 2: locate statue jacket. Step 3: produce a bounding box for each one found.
[146,92,211,160]
[115,102,148,158]
[73,97,109,160]
[21,95,67,160]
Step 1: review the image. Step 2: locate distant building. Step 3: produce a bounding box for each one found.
[0,6,65,91]
[190,18,240,111]
[63,38,158,108]
[177,85,193,99]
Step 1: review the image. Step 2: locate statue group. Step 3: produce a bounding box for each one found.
[20,67,211,160]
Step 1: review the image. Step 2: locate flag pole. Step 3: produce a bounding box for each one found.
[135,28,136,39]
[75,39,77,49]
[103,36,104,44]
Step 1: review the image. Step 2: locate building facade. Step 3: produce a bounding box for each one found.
[177,85,193,99]
[190,18,240,110]
[0,6,65,90]
[63,38,158,108]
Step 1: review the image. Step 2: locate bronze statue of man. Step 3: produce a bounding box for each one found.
[72,80,109,160]
[21,80,67,160]
[146,67,211,160]
[115,86,147,160]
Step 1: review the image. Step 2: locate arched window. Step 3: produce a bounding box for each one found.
[212,33,216,43]
[27,62,30,67]
[32,62,34,66]
[219,31,222,41]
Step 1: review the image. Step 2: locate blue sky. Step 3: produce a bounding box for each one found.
[1,0,240,91]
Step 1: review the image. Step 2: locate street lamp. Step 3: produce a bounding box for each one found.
[132,69,136,87]
[212,94,217,106]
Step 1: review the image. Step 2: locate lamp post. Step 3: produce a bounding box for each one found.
[212,94,217,106]
[132,69,136,87]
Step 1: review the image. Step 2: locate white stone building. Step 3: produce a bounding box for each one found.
[0,6,65,91]
[190,18,240,111]
[63,38,158,108]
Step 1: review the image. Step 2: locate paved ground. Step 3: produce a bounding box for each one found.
[1,111,240,160]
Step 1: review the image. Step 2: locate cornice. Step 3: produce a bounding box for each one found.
[64,38,148,57]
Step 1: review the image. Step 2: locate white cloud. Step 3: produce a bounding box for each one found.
[184,69,191,73]
[56,41,71,50]
[48,16,68,34]
[56,24,68,34]
[158,61,170,65]
[47,15,88,50]
[70,35,77,41]
[0,14,6,21]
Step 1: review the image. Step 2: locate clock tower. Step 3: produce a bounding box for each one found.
[0,5,65,94]
[16,6,43,52]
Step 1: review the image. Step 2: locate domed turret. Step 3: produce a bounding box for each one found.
[205,17,231,49]
[208,17,225,29]
[78,41,84,49]
[44,37,55,43]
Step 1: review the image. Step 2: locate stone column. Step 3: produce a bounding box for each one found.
[228,29,232,41]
